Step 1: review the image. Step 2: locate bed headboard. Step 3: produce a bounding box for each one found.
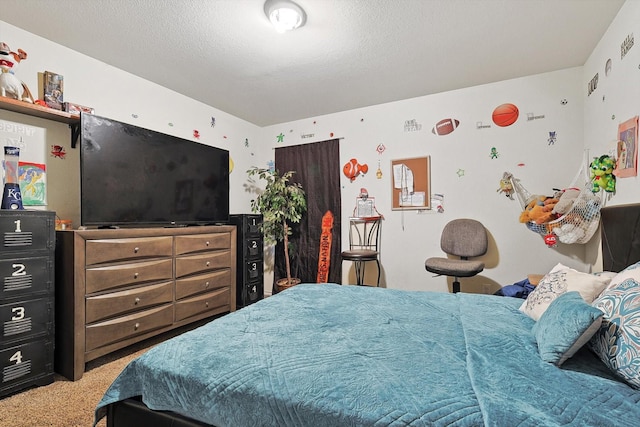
[601,203,640,272]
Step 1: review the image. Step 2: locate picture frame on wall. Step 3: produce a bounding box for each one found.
[614,115,639,178]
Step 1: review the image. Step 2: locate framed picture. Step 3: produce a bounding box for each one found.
[354,197,376,218]
[391,156,431,210]
[43,71,64,110]
[614,116,639,178]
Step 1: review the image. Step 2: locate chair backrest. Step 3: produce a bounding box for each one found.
[349,217,382,252]
[440,218,487,258]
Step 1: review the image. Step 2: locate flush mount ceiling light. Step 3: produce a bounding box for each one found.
[264,0,307,33]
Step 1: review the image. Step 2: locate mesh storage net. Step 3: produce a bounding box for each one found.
[506,163,604,245]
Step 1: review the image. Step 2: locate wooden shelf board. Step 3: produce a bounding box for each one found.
[0,96,80,125]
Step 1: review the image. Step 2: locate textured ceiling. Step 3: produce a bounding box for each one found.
[1,0,625,126]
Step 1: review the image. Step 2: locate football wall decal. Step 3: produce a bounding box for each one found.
[432,118,460,135]
[492,103,519,127]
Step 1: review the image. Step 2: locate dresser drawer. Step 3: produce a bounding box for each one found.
[0,339,53,393]
[175,250,231,278]
[86,281,174,324]
[175,269,230,300]
[175,233,230,255]
[85,236,173,266]
[0,297,53,343]
[85,258,173,294]
[85,304,173,352]
[0,256,53,300]
[174,288,229,322]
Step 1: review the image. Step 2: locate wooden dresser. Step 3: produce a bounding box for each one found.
[54,225,236,380]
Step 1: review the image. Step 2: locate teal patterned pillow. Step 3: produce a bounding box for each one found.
[533,292,603,366]
[589,271,640,389]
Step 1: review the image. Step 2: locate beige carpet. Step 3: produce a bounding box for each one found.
[0,323,205,427]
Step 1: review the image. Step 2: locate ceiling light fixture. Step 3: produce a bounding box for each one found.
[264,0,307,33]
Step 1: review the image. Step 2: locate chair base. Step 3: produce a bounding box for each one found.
[350,259,380,287]
[452,279,460,294]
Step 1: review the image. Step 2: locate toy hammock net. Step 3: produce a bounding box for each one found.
[505,158,604,246]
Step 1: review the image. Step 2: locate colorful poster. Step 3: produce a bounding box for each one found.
[0,119,47,205]
[19,162,47,205]
[614,116,639,178]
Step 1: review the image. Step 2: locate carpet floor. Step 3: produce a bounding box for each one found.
[0,322,205,427]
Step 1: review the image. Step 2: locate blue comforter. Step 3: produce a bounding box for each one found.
[95,284,640,426]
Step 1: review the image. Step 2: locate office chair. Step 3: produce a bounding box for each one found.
[341,216,382,286]
[424,218,487,293]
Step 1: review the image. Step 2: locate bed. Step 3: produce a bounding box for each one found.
[94,204,640,427]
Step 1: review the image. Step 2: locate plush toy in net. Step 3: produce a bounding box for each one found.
[504,155,605,246]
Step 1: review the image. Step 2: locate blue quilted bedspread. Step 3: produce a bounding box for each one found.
[94,284,640,426]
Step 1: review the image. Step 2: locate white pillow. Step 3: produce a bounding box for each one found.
[519,263,611,321]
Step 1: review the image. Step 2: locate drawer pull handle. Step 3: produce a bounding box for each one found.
[205,241,210,246]
[134,272,139,279]
[206,261,210,267]
[205,301,209,307]
[204,281,210,288]
[134,322,140,330]
[134,297,140,304]
[134,247,139,253]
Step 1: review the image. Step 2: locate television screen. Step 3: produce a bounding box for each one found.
[80,114,229,227]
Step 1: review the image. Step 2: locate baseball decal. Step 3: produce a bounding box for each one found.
[492,103,519,127]
[432,118,460,135]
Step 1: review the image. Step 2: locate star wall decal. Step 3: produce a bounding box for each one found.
[456,169,465,177]
[276,133,284,143]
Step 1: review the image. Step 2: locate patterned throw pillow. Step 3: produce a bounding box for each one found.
[519,263,611,321]
[589,264,640,389]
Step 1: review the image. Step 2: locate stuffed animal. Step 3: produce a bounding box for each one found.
[0,42,34,103]
[553,223,586,244]
[552,188,580,215]
[519,196,559,224]
[590,155,616,193]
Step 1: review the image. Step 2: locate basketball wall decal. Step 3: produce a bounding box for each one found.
[432,118,460,135]
[492,103,519,127]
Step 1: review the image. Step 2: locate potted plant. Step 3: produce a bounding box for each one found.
[247,167,307,291]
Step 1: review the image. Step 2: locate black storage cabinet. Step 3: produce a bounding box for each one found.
[228,214,264,308]
[0,210,55,398]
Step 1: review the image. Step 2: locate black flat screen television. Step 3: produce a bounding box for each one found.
[80,114,229,227]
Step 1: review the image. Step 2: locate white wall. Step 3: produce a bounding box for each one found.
[263,67,590,292]
[584,0,640,202]
[582,0,640,268]
[0,20,263,226]
[1,1,638,295]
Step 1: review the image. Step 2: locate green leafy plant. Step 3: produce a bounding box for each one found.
[247,167,307,288]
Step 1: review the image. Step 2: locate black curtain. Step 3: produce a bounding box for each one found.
[274,139,341,291]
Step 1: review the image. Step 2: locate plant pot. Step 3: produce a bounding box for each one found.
[276,277,301,292]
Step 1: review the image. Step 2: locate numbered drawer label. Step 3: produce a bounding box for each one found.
[0,298,52,342]
[1,340,53,385]
[244,216,262,236]
[0,213,54,253]
[243,238,263,258]
[0,256,52,298]
[243,259,263,281]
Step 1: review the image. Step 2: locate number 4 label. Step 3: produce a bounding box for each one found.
[9,350,23,365]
